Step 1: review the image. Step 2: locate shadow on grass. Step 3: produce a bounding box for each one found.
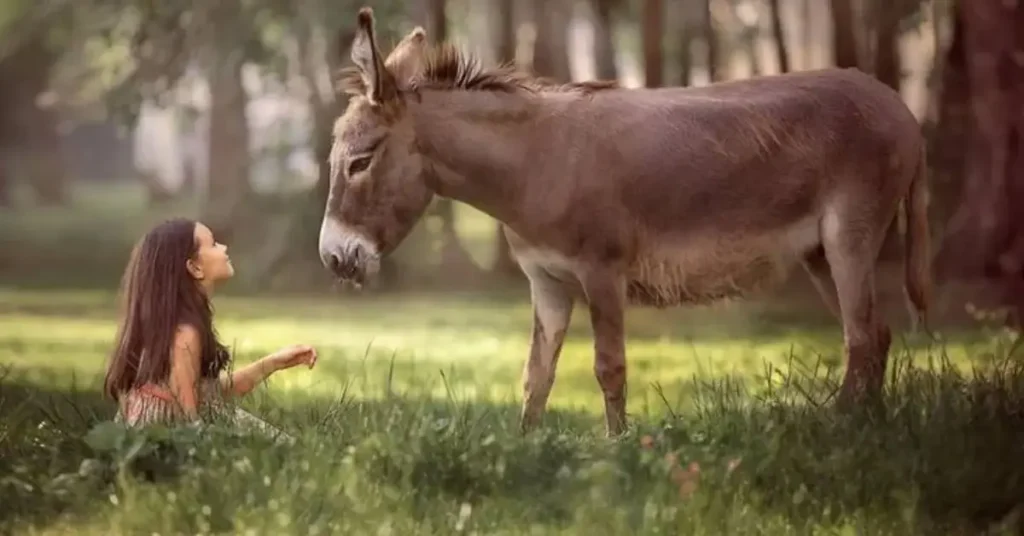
[2,353,1024,534]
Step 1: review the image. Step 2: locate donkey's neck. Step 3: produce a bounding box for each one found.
[409,90,539,222]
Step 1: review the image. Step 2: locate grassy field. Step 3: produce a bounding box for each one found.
[3,182,1024,534]
[3,285,1024,535]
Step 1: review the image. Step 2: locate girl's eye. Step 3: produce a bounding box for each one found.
[347,156,372,177]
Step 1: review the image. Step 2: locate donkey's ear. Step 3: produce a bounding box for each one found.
[385,26,428,87]
[350,7,396,104]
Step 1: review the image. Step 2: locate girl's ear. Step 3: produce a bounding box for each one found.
[186,259,204,280]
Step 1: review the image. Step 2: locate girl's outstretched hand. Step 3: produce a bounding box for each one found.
[269,344,318,370]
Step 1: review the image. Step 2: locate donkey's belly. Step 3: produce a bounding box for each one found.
[627,218,820,308]
[626,253,791,307]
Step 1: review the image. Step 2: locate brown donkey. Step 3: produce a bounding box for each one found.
[318,8,932,436]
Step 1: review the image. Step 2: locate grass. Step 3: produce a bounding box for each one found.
[3,287,1024,535]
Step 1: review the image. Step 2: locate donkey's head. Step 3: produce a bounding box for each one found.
[318,8,433,285]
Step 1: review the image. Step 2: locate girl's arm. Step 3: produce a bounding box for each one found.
[168,325,204,421]
[220,344,317,398]
[220,356,282,397]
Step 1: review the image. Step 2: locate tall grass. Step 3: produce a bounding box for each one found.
[3,345,1023,535]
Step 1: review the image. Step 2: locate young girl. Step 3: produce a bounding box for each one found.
[103,218,317,437]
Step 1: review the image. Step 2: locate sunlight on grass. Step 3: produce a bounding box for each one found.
[3,288,1023,535]
[0,288,998,418]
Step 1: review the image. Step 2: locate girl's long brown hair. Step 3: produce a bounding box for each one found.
[103,218,230,401]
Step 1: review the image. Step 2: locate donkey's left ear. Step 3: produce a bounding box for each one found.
[385,26,428,88]
[350,7,397,105]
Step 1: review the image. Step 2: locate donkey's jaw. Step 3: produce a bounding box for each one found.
[319,216,381,285]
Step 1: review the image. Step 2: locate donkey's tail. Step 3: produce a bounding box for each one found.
[903,145,933,336]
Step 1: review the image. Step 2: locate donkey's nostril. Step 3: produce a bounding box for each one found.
[328,253,342,273]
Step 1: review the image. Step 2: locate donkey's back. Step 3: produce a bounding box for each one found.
[542,68,927,310]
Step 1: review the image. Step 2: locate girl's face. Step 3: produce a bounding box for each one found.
[186,223,234,286]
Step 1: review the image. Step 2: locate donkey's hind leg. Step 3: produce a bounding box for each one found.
[821,210,892,407]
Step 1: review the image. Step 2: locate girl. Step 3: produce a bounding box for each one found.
[103,218,317,437]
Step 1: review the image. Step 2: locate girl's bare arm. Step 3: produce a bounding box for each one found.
[168,325,204,420]
[220,357,282,397]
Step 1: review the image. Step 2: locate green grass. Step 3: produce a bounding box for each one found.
[3,287,1024,535]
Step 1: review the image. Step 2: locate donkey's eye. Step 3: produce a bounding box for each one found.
[347,156,373,177]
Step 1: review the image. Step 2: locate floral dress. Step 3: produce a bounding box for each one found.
[114,378,294,444]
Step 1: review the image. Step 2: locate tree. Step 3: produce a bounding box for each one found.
[490,0,524,277]
[199,0,253,242]
[934,0,1024,320]
[829,0,859,69]
[591,0,619,81]
[642,0,663,87]
[0,5,71,207]
[414,0,480,278]
[531,0,572,82]
[767,0,789,73]
[704,0,720,82]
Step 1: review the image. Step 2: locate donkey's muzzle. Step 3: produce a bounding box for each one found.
[318,217,382,288]
[321,243,381,288]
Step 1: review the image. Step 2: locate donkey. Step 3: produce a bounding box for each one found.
[318,7,932,436]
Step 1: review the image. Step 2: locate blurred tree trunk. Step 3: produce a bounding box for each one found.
[532,0,572,81]
[591,0,618,80]
[0,165,9,207]
[829,0,860,69]
[490,0,523,277]
[872,0,901,90]
[768,0,789,73]
[935,0,1024,320]
[202,0,252,242]
[873,0,903,261]
[704,0,720,82]
[928,0,966,236]
[3,36,67,206]
[676,0,693,86]
[802,0,813,68]
[23,101,67,206]
[496,0,517,64]
[643,0,664,87]
[417,0,479,276]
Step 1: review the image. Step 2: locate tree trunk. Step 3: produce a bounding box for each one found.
[5,37,66,206]
[829,0,860,69]
[496,0,517,65]
[490,0,524,277]
[872,0,901,90]
[202,0,251,242]
[935,0,1024,319]
[802,0,814,69]
[676,0,693,86]
[416,0,479,277]
[643,0,663,88]
[0,163,10,207]
[925,0,966,232]
[591,0,618,80]
[532,0,572,82]
[24,103,67,206]
[203,46,251,242]
[704,0,720,82]
[873,0,903,262]
[768,0,790,73]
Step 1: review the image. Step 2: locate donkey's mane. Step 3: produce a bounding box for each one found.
[337,41,618,98]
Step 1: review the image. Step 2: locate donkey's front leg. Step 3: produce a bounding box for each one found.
[581,271,628,436]
[519,266,574,432]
